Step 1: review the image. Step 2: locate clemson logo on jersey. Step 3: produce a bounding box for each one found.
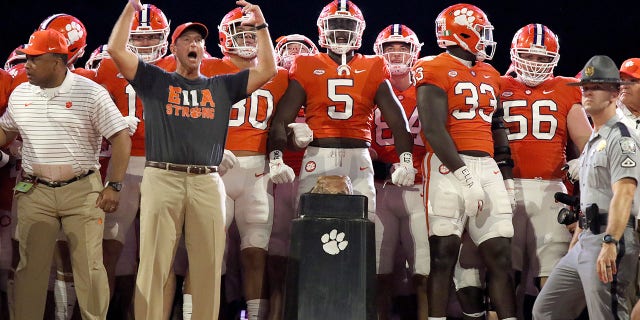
[438,164,450,175]
[305,161,317,172]
[448,70,458,77]
[501,91,513,97]
[65,101,73,108]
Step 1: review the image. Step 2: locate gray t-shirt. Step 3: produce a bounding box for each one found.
[579,113,640,216]
[130,60,249,166]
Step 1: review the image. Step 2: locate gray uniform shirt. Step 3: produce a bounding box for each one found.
[579,113,640,216]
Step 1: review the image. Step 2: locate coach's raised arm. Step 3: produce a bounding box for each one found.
[107,0,276,92]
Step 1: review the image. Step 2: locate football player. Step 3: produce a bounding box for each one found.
[371,24,429,320]
[501,23,592,316]
[0,66,13,320]
[267,33,318,320]
[206,7,290,320]
[414,3,516,319]
[268,5,415,318]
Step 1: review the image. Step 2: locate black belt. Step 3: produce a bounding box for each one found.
[145,161,218,174]
[581,213,636,233]
[23,170,94,188]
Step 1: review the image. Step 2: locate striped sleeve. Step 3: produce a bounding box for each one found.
[0,95,18,132]
[90,81,127,139]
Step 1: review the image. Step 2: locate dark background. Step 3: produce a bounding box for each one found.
[0,0,635,76]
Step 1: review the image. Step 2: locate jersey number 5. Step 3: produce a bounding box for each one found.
[327,79,354,120]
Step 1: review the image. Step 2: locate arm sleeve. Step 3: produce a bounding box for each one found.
[414,59,449,92]
[0,96,18,132]
[609,132,640,183]
[91,84,128,139]
[129,59,166,96]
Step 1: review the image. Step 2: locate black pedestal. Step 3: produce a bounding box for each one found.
[283,193,375,320]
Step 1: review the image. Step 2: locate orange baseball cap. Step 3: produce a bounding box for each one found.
[171,22,208,44]
[18,29,69,56]
[620,58,640,80]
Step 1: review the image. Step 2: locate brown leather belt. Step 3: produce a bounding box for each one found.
[22,170,94,188]
[145,161,218,174]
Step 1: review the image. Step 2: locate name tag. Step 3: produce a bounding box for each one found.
[14,181,33,193]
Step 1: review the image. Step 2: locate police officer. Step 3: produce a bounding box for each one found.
[533,55,640,319]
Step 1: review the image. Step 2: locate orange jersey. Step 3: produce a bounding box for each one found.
[0,69,11,114]
[96,58,147,156]
[202,57,289,153]
[371,84,426,182]
[72,67,96,81]
[291,53,390,142]
[9,65,27,92]
[413,53,500,155]
[500,76,581,179]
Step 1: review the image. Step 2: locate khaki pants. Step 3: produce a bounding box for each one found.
[135,167,226,320]
[13,172,108,320]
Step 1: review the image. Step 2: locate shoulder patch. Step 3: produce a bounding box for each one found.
[621,156,636,168]
[619,137,636,154]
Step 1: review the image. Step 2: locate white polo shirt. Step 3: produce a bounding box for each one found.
[0,70,127,176]
[617,101,640,134]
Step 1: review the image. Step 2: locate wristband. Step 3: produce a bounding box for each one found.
[255,23,269,30]
[269,150,283,161]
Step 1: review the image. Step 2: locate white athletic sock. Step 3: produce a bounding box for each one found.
[246,299,269,320]
[428,318,446,320]
[54,279,68,320]
[502,318,518,320]
[54,278,77,320]
[183,293,192,320]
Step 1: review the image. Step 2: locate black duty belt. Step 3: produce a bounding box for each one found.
[23,170,94,188]
[581,212,636,233]
[145,161,218,174]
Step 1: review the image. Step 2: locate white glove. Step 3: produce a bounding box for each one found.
[453,166,484,217]
[268,150,295,184]
[564,159,580,183]
[219,149,238,176]
[504,178,516,211]
[123,116,141,136]
[391,152,418,187]
[288,123,313,148]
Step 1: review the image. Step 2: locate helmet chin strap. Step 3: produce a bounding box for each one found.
[337,53,351,76]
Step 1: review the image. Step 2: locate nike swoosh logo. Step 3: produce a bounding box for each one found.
[483,75,491,78]
[48,47,58,51]
[359,166,368,171]
[543,90,554,94]
[24,102,32,107]
[354,69,366,73]
[255,172,267,178]
[493,170,500,174]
